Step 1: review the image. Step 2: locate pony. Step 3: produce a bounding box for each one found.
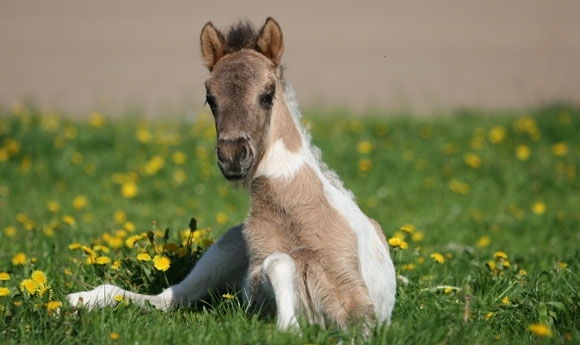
[66,17,396,331]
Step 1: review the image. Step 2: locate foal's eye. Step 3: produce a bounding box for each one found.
[259,90,275,110]
[205,94,217,114]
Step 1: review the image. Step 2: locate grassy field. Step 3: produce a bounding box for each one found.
[0,103,579,344]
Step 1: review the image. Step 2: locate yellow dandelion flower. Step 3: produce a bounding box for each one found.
[388,237,408,249]
[62,215,76,226]
[476,236,491,248]
[514,116,538,135]
[89,111,106,128]
[4,225,16,238]
[192,229,206,242]
[559,261,568,269]
[515,145,531,161]
[73,195,88,210]
[12,252,27,265]
[68,243,82,250]
[0,287,10,297]
[0,272,10,281]
[113,295,124,302]
[411,231,424,242]
[71,152,83,165]
[111,260,121,270]
[519,269,527,276]
[37,284,52,298]
[488,126,506,144]
[501,296,509,305]
[109,332,120,341]
[121,181,139,199]
[216,212,228,225]
[173,169,187,184]
[222,293,235,300]
[136,253,151,261]
[400,224,415,233]
[20,279,37,295]
[95,256,111,265]
[528,323,552,337]
[493,251,508,259]
[357,140,373,154]
[85,254,97,265]
[153,255,171,271]
[105,236,123,249]
[487,260,497,271]
[31,270,47,285]
[401,264,415,271]
[144,155,165,175]
[357,159,372,173]
[202,238,214,248]
[172,151,187,165]
[349,120,364,134]
[125,234,142,248]
[485,312,494,321]
[463,153,482,169]
[502,260,510,268]
[136,127,151,143]
[124,221,136,232]
[114,209,127,224]
[430,253,445,264]
[177,247,188,258]
[46,300,62,313]
[449,179,470,195]
[47,201,60,213]
[551,142,568,157]
[531,202,546,215]
[81,245,95,256]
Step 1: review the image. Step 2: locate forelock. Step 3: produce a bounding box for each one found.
[224,21,258,54]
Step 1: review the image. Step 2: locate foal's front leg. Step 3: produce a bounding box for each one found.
[260,253,300,331]
[67,224,248,310]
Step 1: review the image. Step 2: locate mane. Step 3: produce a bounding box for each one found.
[282,81,353,199]
[224,21,258,54]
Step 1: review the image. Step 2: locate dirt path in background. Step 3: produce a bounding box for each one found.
[1,1,579,116]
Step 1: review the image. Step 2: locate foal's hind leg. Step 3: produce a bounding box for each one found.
[67,224,248,310]
[260,253,299,331]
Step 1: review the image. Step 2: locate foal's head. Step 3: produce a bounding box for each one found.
[200,18,285,183]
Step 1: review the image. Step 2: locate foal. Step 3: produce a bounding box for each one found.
[66,17,396,331]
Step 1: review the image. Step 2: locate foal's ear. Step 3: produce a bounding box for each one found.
[200,21,226,71]
[256,17,284,66]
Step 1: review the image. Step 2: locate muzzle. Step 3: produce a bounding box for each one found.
[215,138,254,180]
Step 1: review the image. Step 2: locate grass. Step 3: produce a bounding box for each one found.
[0,102,579,344]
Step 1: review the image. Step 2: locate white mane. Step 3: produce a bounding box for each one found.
[281,81,354,200]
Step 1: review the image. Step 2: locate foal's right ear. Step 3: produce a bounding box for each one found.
[200,21,226,71]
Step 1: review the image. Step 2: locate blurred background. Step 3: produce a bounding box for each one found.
[1,0,579,117]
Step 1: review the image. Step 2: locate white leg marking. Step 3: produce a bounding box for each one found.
[261,253,299,331]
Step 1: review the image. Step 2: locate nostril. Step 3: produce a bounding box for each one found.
[216,146,224,162]
[240,145,247,160]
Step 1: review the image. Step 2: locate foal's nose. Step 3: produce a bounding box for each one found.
[216,138,251,164]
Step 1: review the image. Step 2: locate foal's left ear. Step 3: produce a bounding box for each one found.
[256,17,284,66]
[200,21,226,71]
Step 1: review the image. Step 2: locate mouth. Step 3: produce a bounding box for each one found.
[221,170,247,181]
[218,163,250,181]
